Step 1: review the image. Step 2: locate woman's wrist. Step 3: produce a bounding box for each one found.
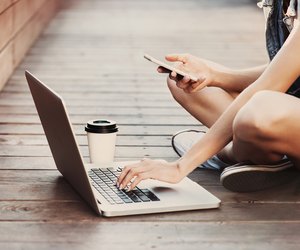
[209,66,235,90]
[194,57,234,90]
[174,157,195,180]
[168,160,186,182]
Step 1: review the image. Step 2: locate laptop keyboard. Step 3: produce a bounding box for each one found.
[88,168,160,205]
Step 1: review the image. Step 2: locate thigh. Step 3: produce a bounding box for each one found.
[167,78,236,127]
[233,91,300,165]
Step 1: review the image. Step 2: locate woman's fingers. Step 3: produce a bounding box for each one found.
[117,164,136,188]
[176,76,191,88]
[180,76,206,93]
[127,172,151,191]
[157,66,171,73]
[169,71,178,81]
[117,162,150,190]
[117,159,181,191]
[165,54,188,63]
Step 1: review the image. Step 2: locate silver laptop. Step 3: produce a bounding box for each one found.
[25,71,220,217]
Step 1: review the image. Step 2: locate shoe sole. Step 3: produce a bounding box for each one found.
[220,161,294,192]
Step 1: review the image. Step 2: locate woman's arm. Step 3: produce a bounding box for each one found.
[177,19,300,176]
[161,55,267,94]
[212,64,267,93]
[118,20,300,190]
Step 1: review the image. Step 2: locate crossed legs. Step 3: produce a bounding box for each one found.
[168,79,300,168]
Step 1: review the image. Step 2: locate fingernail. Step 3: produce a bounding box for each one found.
[119,184,123,190]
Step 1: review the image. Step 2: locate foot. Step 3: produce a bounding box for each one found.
[171,129,231,171]
[220,159,294,192]
[171,129,206,157]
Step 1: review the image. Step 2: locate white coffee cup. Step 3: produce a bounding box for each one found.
[85,119,118,164]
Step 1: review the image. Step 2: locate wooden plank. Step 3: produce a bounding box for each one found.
[0,98,178,107]
[0,156,179,170]
[0,170,80,201]
[0,89,172,97]
[0,124,203,135]
[1,201,300,222]
[12,0,46,36]
[0,134,173,146]
[0,114,199,124]
[0,145,178,158]
[0,92,175,105]
[13,0,58,67]
[0,221,298,250]
[0,0,59,91]
[0,106,189,116]
[0,43,13,90]
[3,83,172,93]
[0,156,56,169]
[0,0,12,14]
[12,0,29,35]
[0,4,13,51]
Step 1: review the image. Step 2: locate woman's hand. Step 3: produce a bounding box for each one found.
[158,53,226,93]
[117,159,183,191]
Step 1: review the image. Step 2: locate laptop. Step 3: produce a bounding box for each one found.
[25,71,220,217]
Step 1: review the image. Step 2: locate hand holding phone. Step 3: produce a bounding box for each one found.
[144,54,198,82]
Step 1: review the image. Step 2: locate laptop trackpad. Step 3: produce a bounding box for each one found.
[139,178,199,202]
[152,186,177,195]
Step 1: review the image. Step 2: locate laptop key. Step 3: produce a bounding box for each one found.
[122,198,133,203]
[138,195,151,202]
[147,193,160,201]
[131,190,151,202]
[130,196,142,203]
[126,192,142,203]
[140,189,160,201]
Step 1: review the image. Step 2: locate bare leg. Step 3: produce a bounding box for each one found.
[167,78,236,128]
[223,90,300,168]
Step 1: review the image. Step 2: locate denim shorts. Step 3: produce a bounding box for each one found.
[259,0,300,97]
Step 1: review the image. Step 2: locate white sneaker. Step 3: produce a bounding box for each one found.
[171,129,231,171]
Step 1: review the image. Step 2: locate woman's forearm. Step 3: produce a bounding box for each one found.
[212,64,267,93]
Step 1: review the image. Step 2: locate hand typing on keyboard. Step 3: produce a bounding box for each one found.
[117,158,183,191]
[88,168,160,205]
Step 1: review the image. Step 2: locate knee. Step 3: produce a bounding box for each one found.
[233,90,283,143]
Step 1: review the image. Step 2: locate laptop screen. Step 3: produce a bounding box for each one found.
[25,71,99,214]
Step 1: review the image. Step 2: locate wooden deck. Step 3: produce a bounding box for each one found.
[0,0,300,249]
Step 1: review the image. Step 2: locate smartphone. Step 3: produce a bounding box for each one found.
[144,53,198,82]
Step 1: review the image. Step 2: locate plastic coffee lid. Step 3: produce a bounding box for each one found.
[85,119,118,134]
